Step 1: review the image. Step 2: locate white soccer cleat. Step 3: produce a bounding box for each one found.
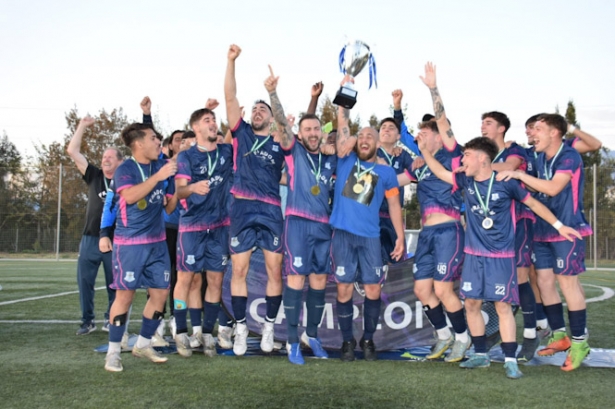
[202,333,217,357]
[261,321,275,353]
[189,331,203,349]
[151,333,169,347]
[217,324,234,349]
[132,345,168,363]
[175,333,193,358]
[233,323,249,356]
[104,351,123,372]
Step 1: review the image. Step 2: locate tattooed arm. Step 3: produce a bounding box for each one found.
[419,62,457,151]
[265,65,293,150]
[336,78,357,158]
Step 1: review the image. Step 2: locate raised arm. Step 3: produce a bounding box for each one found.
[265,65,293,150]
[66,115,95,175]
[336,75,357,158]
[224,44,242,130]
[140,96,152,125]
[391,89,421,156]
[416,133,454,185]
[307,81,323,115]
[569,124,602,154]
[420,62,456,151]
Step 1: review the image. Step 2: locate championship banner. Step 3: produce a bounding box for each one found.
[221,250,435,350]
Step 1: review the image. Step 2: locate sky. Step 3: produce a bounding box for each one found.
[1,0,614,160]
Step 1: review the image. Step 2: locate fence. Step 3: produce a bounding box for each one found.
[1,164,614,268]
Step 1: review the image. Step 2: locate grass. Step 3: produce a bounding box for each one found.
[1,261,615,409]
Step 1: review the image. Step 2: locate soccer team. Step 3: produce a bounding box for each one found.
[67,46,601,378]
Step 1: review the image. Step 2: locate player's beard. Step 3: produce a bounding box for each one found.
[207,136,217,143]
[252,121,268,132]
[357,145,377,161]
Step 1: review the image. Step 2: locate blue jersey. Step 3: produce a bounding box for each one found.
[330,152,400,238]
[113,158,170,245]
[494,143,534,221]
[534,143,593,242]
[377,148,413,217]
[282,138,336,223]
[454,172,530,258]
[175,144,234,232]
[407,143,463,224]
[230,119,284,206]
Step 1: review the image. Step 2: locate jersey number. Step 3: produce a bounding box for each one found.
[495,285,505,296]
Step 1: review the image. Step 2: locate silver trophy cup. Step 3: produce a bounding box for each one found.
[333,40,373,109]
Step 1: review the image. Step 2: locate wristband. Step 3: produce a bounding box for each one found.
[552,220,563,230]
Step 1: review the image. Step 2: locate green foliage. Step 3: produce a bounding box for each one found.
[318,96,360,136]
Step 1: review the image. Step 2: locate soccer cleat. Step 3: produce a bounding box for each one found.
[217,325,234,349]
[517,337,541,363]
[104,352,123,372]
[151,333,169,347]
[169,316,177,338]
[76,321,96,335]
[340,339,356,362]
[233,323,249,356]
[189,331,203,349]
[460,353,490,369]
[504,361,524,379]
[360,338,377,361]
[132,345,168,363]
[300,332,329,359]
[202,333,217,357]
[286,343,305,365]
[537,326,552,342]
[175,333,192,358]
[537,331,571,357]
[561,340,590,372]
[102,319,110,333]
[426,335,454,360]
[120,332,130,351]
[260,321,275,353]
[155,318,166,338]
[445,338,471,363]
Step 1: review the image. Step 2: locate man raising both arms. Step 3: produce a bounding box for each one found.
[224,44,285,356]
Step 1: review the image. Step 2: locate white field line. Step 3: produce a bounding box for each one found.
[0,286,105,306]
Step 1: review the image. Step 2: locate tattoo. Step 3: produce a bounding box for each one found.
[430,87,445,120]
[446,129,454,139]
[342,107,350,121]
[268,91,292,146]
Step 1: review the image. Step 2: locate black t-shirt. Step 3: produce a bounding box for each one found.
[82,164,111,237]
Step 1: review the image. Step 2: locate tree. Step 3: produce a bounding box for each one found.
[368,114,379,129]
[318,96,360,136]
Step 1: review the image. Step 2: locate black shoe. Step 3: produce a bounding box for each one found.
[360,338,377,361]
[340,339,356,362]
[76,321,96,335]
[517,336,541,363]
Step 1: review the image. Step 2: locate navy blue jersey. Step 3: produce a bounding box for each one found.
[175,144,234,232]
[407,143,463,224]
[494,143,533,221]
[534,143,593,242]
[282,138,336,223]
[330,152,399,238]
[113,158,170,245]
[454,172,529,258]
[230,119,284,206]
[377,148,413,216]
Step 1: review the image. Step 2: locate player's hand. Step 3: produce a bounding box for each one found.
[311,81,324,98]
[320,143,335,155]
[228,44,242,61]
[99,237,112,253]
[390,238,405,261]
[392,146,403,157]
[558,225,582,242]
[79,115,95,128]
[264,65,279,93]
[205,98,219,110]
[140,96,152,115]
[419,62,437,89]
[415,133,426,151]
[190,180,210,195]
[411,156,426,171]
[155,161,177,181]
[341,74,354,87]
[453,165,466,174]
[496,170,519,181]
[392,89,403,110]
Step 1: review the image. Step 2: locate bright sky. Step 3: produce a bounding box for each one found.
[1,0,614,159]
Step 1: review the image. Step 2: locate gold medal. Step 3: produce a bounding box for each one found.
[137,199,148,210]
[311,185,320,196]
[353,183,363,194]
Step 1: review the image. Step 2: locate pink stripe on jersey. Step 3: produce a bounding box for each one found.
[178,218,230,233]
[286,208,329,224]
[175,173,191,180]
[465,248,515,258]
[231,188,281,206]
[285,155,296,191]
[421,206,460,224]
[119,196,128,227]
[113,233,166,245]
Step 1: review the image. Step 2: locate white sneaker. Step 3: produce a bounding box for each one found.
[261,321,275,353]
[104,351,123,372]
[233,323,249,356]
[155,319,166,338]
[202,333,217,357]
[169,316,177,338]
[175,333,192,358]
[189,331,203,349]
[151,333,169,347]
[132,345,168,363]
[218,324,234,349]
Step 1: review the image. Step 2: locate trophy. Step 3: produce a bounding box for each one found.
[333,40,377,109]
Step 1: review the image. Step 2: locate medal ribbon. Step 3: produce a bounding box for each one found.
[379,147,394,166]
[415,164,430,181]
[206,147,219,178]
[473,172,495,217]
[246,135,270,156]
[306,152,322,186]
[130,157,150,182]
[355,159,375,181]
[544,143,564,180]
[492,148,505,163]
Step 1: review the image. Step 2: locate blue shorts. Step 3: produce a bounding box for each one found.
[229,198,283,254]
[283,216,331,276]
[515,218,533,268]
[331,229,385,285]
[379,216,406,265]
[413,221,464,282]
[177,227,229,273]
[111,241,170,291]
[532,239,586,276]
[460,254,518,304]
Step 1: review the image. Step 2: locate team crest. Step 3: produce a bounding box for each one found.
[220,157,226,165]
[124,271,135,283]
[230,237,240,247]
[186,255,195,265]
[491,193,500,201]
[293,257,303,268]
[325,162,331,170]
[394,162,399,169]
[335,266,346,276]
[272,145,279,152]
[462,281,472,292]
